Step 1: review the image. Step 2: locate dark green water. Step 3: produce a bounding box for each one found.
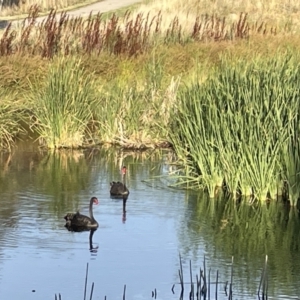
[0,142,299,299]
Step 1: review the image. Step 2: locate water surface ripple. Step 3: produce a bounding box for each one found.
[0,146,299,299]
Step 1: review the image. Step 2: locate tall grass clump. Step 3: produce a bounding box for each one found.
[0,88,23,150]
[93,58,179,148]
[171,53,300,202]
[29,57,96,149]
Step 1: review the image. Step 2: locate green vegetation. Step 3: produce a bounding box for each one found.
[28,57,96,148]
[171,55,300,202]
[1,2,300,201]
[0,88,23,150]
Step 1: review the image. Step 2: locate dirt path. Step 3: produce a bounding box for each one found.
[0,0,143,28]
[59,0,143,18]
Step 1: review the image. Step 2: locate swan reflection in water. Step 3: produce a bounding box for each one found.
[111,195,128,223]
[89,229,98,252]
[122,195,128,223]
[110,193,128,223]
[64,225,99,253]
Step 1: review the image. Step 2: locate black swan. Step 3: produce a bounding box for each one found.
[110,166,129,198]
[64,197,99,229]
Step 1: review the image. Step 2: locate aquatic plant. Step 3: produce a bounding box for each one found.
[93,57,178,149]
[29,57,96,148]
[0,88,23,150]
[171,53,300,201]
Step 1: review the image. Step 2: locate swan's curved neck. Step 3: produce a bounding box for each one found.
[122,170,127,193]
[89,200,95,221]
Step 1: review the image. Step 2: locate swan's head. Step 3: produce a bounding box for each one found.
[121,166,127,175]
[91,197,99,205]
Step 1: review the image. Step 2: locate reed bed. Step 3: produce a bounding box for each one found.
[28,56,96,148]
[0,87,24,150]
[171,53,300,203]
[94,74,178,149]
[0,6,276,58]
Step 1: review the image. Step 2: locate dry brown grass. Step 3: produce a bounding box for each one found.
[133,0,300,32]
[0,6,278,59]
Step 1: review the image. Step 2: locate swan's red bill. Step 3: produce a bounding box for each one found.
[93,197,99,205]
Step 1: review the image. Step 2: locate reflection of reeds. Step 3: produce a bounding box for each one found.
[258,255,268,299]
[175,254,268,299]
[179,193,300,296]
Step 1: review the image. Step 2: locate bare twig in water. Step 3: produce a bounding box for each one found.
[215,270,219,300]
[258,255,268,299]
[54,293,61,300]
[89,282,94,300]
[123,284,126,300]
[229,256,234,300]
[84,263,89,300]
[224,280,228,296]
[208,267,211,299]
[53,255,271,300]
[195,273,199,299]
[203,256,207,296]
[179,253,184,296]
[189,259,194,299]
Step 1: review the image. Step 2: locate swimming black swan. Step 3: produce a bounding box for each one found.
[64,197,99,229]
[110,166,129,198]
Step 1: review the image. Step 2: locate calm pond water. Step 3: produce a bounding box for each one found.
[0,142,300,300]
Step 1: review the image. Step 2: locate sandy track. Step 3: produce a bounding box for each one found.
[58,0,142,18]
[0,0,143,28]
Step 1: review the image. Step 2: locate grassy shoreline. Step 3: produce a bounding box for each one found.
[1,0,300,202]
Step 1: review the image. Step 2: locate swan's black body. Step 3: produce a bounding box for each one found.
[64,197,99,229]
[110,166,129,198]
